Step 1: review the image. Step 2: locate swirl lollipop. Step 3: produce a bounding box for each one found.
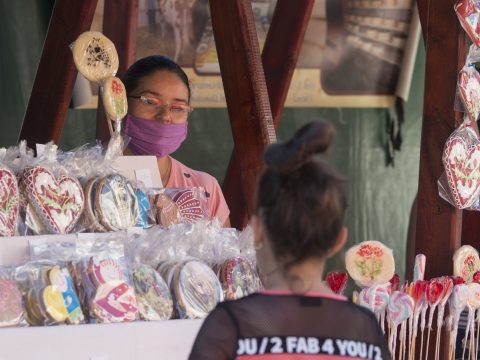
[387,291,414,359]
[464,283,480,360]
[358,284,390,332]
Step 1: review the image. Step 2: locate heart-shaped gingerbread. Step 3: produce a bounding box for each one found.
[458,67,480,123]
[0,168,19,236]
[455,0,480,47]
[443,132,480,209]
[23,166,84,234]
[326,272,348,295]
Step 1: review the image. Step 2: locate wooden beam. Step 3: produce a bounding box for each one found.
[19,0,98,148]
[415,0,467,358]
[416,0,429,42]
[96,0,139,143]
[209,0,276,223]
[221,0,314,228]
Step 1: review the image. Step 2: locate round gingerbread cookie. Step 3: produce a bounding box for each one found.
[175,260,223,319]
[25,288,44,325]
[92,280,138,323]
[453,245,480,283]
[95,175,139,231]
[220,257,260,300]
[0,279,23,327]
[83,177,107,232]
[40,285,68,324]
[155,193,181,226]
[101,76,128,121]
[133,265,173,321]
[71,31,119,83]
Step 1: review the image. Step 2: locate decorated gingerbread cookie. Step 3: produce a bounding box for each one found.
[458,66,480,123]
[92,280,138,323]
[345,240,395,287]
[88,257,123,287]
[23,166,84,234]
[453,245,480,283]
[0,279,23,327]
[174,260,223,319]
[0,168,19,236]
[154,194,181,226]
[133,265,173,321]
[443,127,480,209]
[220,258,260,300]
[83,177,107,232]
[95,175,139,231]
[101,77,128,121]
[455,0,480,47]
[48,266,84,324]
[71,31,119,83]
[40,285,68,323]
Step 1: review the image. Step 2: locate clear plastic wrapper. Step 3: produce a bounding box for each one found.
[75,233,138,323]
[148,187,209,226]
[0,150,20,237]
[438,121,480,209]
[218,257,261,300]
[70,31,119,83]
[0,267,25,327]
[15,259,83,326]
[21,143,85,235]
[455,0,480,47]
[458,66,480,123]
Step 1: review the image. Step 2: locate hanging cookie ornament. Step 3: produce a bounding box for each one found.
[440,121,480,209]
[101,77,127,121]
[345,240,395,287]
[455,0,480,47]
[71,31,119,83]
[458,66,480,123]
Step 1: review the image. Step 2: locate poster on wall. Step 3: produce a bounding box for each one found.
[74,0,420,109]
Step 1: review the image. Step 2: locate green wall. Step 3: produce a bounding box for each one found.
[0,1,424,280]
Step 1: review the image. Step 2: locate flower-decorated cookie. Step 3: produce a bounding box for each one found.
[101,77,128,121]
[443,126,480,209]
[345,240,395,287]
[71,31,119,83]
[23,166,84,234]
[0,168,19,236]
[133,265,173,321]
[453,245,480,283]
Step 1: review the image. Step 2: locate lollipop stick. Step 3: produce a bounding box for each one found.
[420,327,425,360]
[425,326,432,360]
[402,322,407,360]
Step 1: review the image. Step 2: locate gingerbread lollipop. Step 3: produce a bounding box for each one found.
[326,272,348,295]
[453,245,480,283]
[345,240,395,287]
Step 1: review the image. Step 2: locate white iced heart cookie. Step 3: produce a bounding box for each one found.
[71,31,119,83]
[345,240,395,287]
[23,166,84,234]
[101,76,127,121]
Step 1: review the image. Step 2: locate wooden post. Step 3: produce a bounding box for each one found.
[209,0,276,222]
[415,0,468,358]
[221,0,314,228]
[19,0,98,149]
[96,0,139,143]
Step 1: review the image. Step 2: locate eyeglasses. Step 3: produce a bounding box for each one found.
[129,95,193,121]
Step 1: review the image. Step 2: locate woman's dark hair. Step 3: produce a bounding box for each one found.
[123,55,191,101]
[255,121,347,268]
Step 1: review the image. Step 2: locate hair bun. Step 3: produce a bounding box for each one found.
[264,121,335,174]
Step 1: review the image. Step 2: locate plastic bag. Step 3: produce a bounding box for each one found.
[438,121,480,209]
[21,143,85,235]
[458,65,480,123]
[148,187,209,226]
[75,233,138,323]
[0,267,25,327]
[0,150,20,237]
[455,0,480,47]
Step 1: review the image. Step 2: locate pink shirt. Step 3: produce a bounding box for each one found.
[166,157,230,225]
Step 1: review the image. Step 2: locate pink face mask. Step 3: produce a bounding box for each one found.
[124,114,188,158]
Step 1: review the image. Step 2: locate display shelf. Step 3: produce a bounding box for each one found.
[0,319,203,360]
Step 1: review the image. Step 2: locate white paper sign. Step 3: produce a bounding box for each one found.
[134,168,153,188]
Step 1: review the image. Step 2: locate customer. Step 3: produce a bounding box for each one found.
[123,55,230,226]
[189,121,391,359]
